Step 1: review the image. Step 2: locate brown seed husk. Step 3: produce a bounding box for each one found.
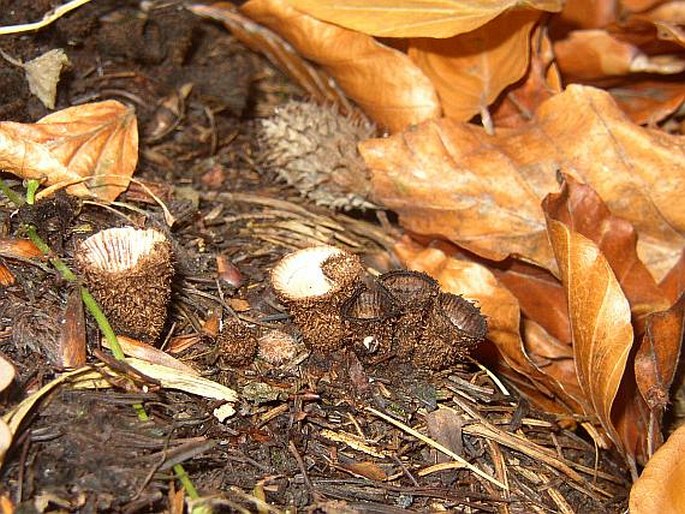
[378,270,439,360]
[342,284,398,363]
[75,227,173,343]
[271,245,364,352]
[256,100,376,210]
[217,317,258,367]
[414,293,488,370]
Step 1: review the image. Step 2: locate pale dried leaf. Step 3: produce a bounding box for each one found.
[362,85,685,280]
[102,335,199,375]
[408,9,540,121]
[23,49,70,110]
[630,422,685,514]
[0,100,138,202]
[546,217,634,451]
[241,0,441,131]
[286,0,562,38]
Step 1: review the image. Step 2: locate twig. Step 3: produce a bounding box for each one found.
[366,406,506,489]
[0,0,95,35]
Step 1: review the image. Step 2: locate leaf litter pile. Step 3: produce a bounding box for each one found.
[0,0,684,512]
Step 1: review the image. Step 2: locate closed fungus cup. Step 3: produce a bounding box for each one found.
[75,227,174,343]
[270,245,364,353]
[217,317,258,368]
[414,293,488,370]
[377,270,440,360]
[342,284,398,363]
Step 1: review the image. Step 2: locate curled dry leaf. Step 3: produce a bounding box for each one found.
[0,238,42,259]
[630,422,685,514]
[286,0,562,38]
[408,9,541,121]
[361,85,685,280]
[239,0,441,131]
[56,287,86,369]
[545,212,634,454]
[610,81,685,125]
[491,25,562,128]
[543,175,669,318]
[102,335,199,376]
[0,100,138,202]
[554,30,685,81]
[634,295,685,411]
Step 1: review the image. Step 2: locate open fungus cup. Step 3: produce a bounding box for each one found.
[270,245,364,352]
[342,283,399,362]
[377,270,440,360]
[415,293,488,370]
[75,226,174,343]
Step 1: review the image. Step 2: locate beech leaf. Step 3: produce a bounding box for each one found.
[546,215,634,451]
[630,422,685,513]
[286,0,562,38]
[408,9,541,121]
[0,100,138,202]
[240,0,441,131]
[361,85,685,280]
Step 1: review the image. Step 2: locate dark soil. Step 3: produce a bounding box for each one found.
[0,1,631,513]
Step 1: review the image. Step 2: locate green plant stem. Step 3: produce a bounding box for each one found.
[0,180,24,206]
[3,183,199,502]
[25,179,40,205]
[174,464,200,499]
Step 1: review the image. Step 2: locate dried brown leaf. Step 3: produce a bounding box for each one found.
[0,100,138,202]
[56,288,86,369]
[543,175,670,318]
[188,4,352,111]
[634,295,685,411]
[286,0,562,38]
[554,29,685,81]
[0,263,13,287]
[362,85,685,280]
[491,25,562,128]
[240,0,441,131]
[546,213,634,452]
[610,81,685,125]
[0,239,42,259]
[630,422,685,513]
[407,9,541,121]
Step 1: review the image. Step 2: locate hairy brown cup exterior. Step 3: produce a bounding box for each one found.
[217,317,258,367]
[378,270,440,361]
[75,227,173,343]
[271,245,364,353]
[414,293,488,369]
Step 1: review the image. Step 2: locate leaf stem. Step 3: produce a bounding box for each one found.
[0,180,24,206]
[2,180,200,501]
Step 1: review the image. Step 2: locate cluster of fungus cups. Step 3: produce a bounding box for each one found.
[270,245,488,370]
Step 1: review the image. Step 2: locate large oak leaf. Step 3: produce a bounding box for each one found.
[361,85,685,280]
